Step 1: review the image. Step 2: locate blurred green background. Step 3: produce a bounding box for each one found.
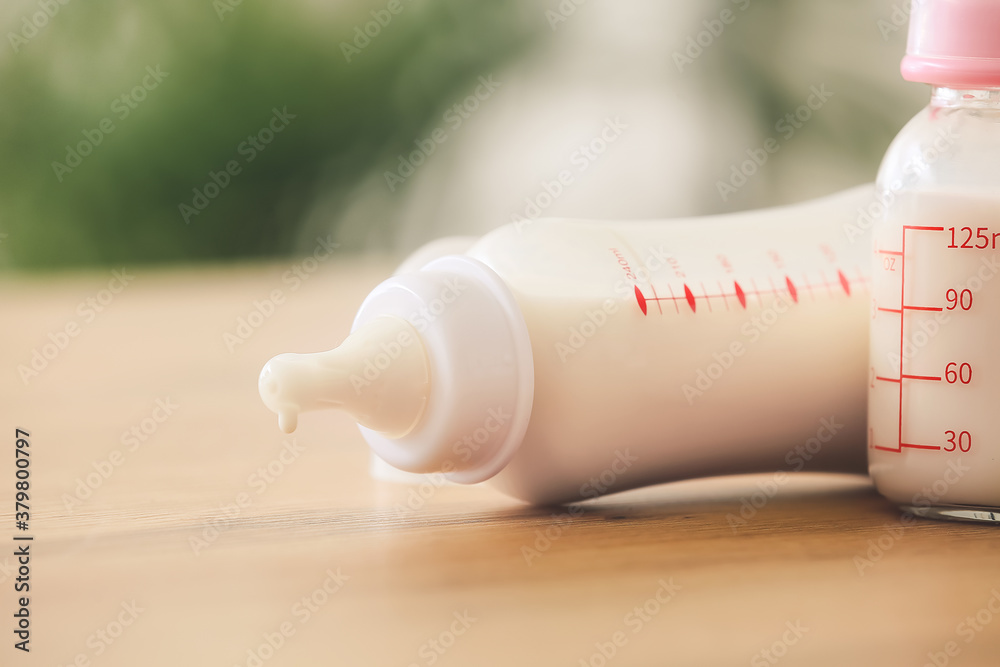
[0,0,924,270]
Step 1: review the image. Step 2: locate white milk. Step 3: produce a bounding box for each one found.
[260,186,873,504]
[869,189,1000,514]
[867,0,1000,522]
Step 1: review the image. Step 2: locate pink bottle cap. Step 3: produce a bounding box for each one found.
[902,0,1000,88]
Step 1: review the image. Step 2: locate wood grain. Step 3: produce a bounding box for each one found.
[2,259,999,667]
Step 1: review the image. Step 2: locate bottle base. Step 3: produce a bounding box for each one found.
[899,504,1000,524]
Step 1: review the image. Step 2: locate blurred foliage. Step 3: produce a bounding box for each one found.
[717,0,911,161]
[0,0,536,269]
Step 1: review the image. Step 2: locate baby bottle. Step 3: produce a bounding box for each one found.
[260,186,875,504]
[868,0,1000,522]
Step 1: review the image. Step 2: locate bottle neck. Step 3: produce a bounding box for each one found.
[931,86,1000,111]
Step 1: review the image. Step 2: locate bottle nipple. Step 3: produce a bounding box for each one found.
[258,316,430,438]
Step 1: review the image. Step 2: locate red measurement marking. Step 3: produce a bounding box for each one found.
[636,266,856,319]
[901,442,942,451]
[785,276,798,303]
[717,281,730,311]
[873,445,901,452]
[903,305,944,312]
[666,284,680,314]
[818,271,833,295]
[750,278,765,305]
[801,274,815,300]
[901,374,941,381]
[875,376,901,383]
[634,285,647,316]
[877,249,903,256]
[898,231,906,448]
[683,284,696,313]
[837,269,851,296]
[878,307,903,314]
[888,226,945,449]
[648,284,664,315]
[889,225,945,451]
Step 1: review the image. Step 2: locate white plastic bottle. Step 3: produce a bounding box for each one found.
[260,186,875,504]
[868,0,1000,522]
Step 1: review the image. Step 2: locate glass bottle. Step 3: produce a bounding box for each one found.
[869,0,1000,522]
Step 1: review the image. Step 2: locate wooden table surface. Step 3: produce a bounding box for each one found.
[2,258,999,667]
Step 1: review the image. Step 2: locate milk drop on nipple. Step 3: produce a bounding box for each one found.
[258,316,430,438]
